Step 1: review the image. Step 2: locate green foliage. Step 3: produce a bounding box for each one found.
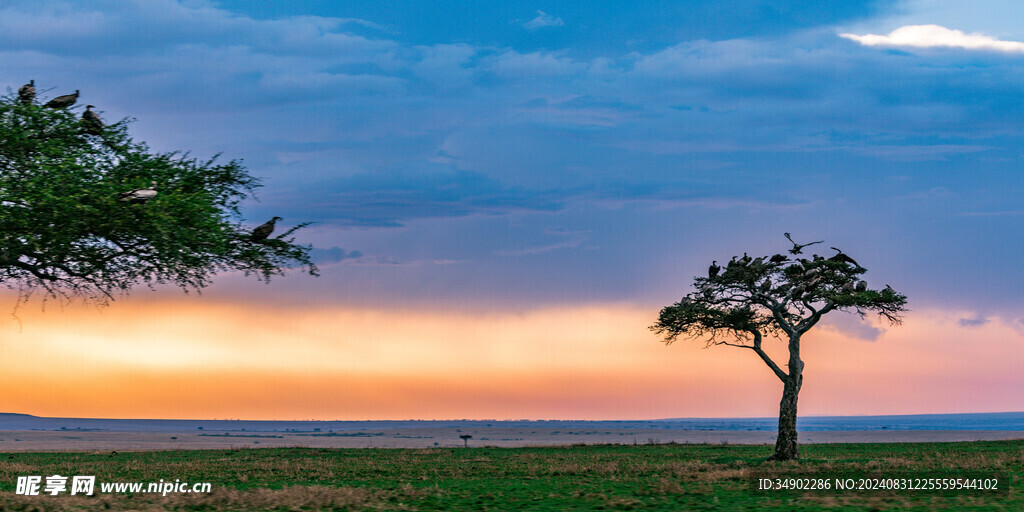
[0,442,1019,510]
[652,240,909,348]
[0,92,316,302]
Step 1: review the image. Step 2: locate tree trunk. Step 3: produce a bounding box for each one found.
[770,337,804,461]
[769,377,802,460]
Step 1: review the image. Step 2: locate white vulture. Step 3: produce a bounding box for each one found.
[18,80,35,105]
[81,105,103,134]
[45,90,79,109]
[708,261,720,278]
[784,232,823,255]
[119,182,158,204]
[250,217,282,241]
[828,247,860,267]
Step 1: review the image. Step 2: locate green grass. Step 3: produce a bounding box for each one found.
[0,441,1020,511]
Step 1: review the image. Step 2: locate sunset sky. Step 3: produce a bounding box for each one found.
[1,0,1022,420]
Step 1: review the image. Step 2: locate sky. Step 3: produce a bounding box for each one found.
[0,0,1021,420]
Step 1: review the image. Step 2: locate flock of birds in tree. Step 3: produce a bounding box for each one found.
[15,80,282,243]
[703,233,888,300]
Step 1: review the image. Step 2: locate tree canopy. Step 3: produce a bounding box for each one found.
[652,248,907,360]
[651,237,908,460]
[0,90,316,303]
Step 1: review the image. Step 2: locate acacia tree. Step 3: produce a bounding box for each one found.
[651,235,908,460]
[0,88,315,304]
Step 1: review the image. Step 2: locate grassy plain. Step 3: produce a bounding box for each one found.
[0,440,1020,511]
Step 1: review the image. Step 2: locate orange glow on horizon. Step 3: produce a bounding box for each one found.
[0,296,1021,420]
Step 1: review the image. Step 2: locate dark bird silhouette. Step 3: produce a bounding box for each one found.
[751,256,764,266]
[801,267,820,279]
[250,216,282,241]
[18,80,35,104]
[769,253,787,264]
[840,281,856,293]
[855,280,868,292]
[708,261,720,278]
[883,284,895,296]
[118,182,158,204]
[828,247,860,267]
[784,232,823,255]
[727,256,737,267]
[737,252,751,266]
[45,90,79,109]
[760,279,772,292]
[81,105,102,135]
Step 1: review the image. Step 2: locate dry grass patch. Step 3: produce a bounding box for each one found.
[0,485,405,511]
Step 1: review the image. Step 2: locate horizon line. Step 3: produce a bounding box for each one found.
[3,410,1022,423]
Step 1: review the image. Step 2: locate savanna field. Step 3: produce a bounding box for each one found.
[0,441,1020,511]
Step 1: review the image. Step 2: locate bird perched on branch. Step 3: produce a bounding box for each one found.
[828,247,860,267]
[855,280,867,292]
[737,253,751,266]
[769,254,787,264]
[119,182,158,204]
[806,276,822,291]
[45,90,79,109]
[708,261,720,278]
[18,80,35,105]
[784,232,823,255]
[250,217,282,242]
[81,105,103,135]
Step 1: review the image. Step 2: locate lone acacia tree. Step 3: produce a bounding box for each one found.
[0,86,315,304]
[651,235,907,460]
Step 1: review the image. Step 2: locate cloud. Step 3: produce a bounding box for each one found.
[267,164,562,227]
[820,312,884,342]
[522,10,564,31]
[4,0,1024,315]
[958,315,989,328]
[310,246,363,265]
[495,227,589,256]
[841,25,1024,53]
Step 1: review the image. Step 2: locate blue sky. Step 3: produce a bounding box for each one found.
[2,0,1023,331]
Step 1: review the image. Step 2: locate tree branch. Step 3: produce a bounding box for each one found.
[797,301,835,333]
[750,329,788,382]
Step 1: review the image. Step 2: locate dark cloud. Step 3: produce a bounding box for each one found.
[310,246,363,264]
[958,315,990,328]
[261,164,562,227]
[214,0,896,56]
[2,0,1021,312]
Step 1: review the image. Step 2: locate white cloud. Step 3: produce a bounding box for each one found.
[841,24,1024,53]
[522,10,564,30]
